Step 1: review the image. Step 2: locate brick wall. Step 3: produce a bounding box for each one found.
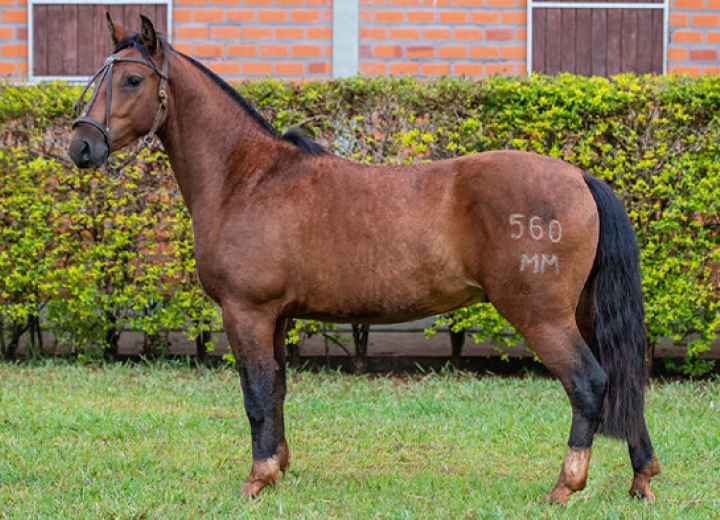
[2,2,720,81]
[0,0,27,78]
[173,0,333,79]
[359,0,527,77]
[668,0,720,74]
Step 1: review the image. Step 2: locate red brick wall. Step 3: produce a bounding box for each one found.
[668,0,720,74]
[2,2,720,81]
[359,0,527,77]
[0,0,27,78]
[172,0,333,80]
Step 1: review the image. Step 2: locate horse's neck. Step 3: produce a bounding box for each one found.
[158,56,281,217]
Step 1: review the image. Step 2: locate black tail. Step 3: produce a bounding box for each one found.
[583,174,648,444]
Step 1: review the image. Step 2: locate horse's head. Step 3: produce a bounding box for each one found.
[69,14,168,169]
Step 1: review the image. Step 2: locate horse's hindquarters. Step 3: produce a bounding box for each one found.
[451,151,600,335]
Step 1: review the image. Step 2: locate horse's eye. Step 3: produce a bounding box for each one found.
[124,76,142,88]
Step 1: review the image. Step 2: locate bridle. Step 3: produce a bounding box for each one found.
[73,41,169,181]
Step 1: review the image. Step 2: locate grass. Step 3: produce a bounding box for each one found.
[0,361,718,519]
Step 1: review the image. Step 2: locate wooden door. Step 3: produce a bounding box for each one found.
[532,0,664,77]
[32,3,168,78]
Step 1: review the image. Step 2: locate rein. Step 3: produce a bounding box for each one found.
[73,43,169,182]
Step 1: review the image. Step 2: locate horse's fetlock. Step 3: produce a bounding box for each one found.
[547,447,591,503]
[242,456,283,498]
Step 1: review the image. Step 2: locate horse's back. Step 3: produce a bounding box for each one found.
[279,155,484,322]
[276,150,599,324]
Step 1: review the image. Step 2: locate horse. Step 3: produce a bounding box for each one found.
[68,15,660,503]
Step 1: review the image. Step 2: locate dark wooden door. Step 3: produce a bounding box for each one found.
[532,0,664,77]
[33,4,168,78]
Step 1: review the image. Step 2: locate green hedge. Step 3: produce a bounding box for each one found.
[1,75,719,374]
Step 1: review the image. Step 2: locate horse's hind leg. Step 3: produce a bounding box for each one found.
[576,286,660,500]
[519,321,607,504]
[548,337,606,503]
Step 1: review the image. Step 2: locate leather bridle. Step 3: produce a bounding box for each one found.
[73,42,169,180]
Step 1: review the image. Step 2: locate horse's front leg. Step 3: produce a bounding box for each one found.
[223,306,290,498]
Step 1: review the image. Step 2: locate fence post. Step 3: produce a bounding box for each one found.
[352,324,370,374]
[449,317,465,369]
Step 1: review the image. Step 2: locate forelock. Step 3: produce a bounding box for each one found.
[113,33,154,62]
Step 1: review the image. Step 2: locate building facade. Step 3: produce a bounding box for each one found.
[1,0,719,82]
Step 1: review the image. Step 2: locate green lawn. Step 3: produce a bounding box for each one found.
[0,362,718,519]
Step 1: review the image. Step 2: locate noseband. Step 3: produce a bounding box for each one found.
[73,42,169,180]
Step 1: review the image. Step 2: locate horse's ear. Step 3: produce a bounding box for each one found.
[139,15,158,55]
[106,13,128,47]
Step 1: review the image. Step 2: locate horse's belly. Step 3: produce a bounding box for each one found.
[288,218,487,322]
[294,275,486,325]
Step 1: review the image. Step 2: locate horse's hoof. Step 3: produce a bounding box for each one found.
[543,448,590,505]
[241,481,261,500]
[629,488,655,501]
[241,457,282,499]
[629,454,660,502]
[542,487,572,505]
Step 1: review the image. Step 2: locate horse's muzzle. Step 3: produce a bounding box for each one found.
[69,125,109,169]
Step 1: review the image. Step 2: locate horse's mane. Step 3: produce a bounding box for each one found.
[113,34,327,156]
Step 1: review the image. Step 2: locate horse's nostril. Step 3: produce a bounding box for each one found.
[80,140,91,163]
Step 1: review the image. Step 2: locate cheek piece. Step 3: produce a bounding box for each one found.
[72,42,168,181]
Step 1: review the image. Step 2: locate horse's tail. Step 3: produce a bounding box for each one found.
[583,173,647,444]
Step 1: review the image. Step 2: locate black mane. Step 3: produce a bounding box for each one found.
[115,34,326,156]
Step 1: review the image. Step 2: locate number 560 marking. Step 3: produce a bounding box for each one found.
[509,214,562,243]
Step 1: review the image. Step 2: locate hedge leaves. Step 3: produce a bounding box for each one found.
[1,75,718,374]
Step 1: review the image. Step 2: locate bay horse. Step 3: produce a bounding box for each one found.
[68,15,660,503]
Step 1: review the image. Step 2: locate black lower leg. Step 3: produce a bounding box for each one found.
[238,363,280,460]
[628,418,655,472]
[627,416,660,499]
[272,319,288,454]
[566,348,606,449]
[544,344,607,503]
[272,355,287,453]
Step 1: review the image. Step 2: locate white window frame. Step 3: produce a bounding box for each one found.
[28,0,172,84]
